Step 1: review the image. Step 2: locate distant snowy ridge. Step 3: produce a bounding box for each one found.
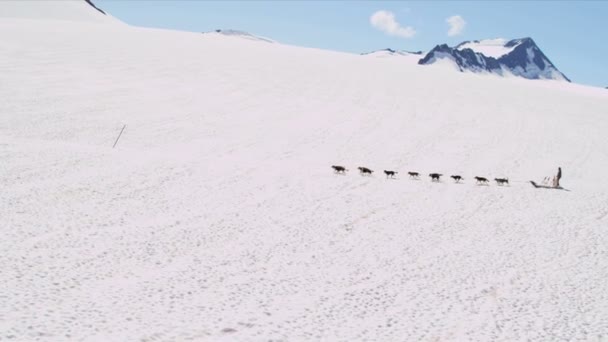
[360,49,424,64]
[419,37,570,82]
[361,48,424,57]
[204,29,277,43]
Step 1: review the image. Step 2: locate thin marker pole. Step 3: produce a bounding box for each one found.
[113,124,126,148]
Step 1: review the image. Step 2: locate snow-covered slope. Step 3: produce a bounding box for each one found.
[0,0,121,24]
[420,37,570,82]
[2,3,608,342]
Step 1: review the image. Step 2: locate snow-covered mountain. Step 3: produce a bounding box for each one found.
[419,37,570,81]
[2,1,608,341]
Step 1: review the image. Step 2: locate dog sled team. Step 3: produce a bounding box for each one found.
[332,165,563,189]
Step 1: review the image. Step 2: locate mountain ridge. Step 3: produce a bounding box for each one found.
[419,37,570,82]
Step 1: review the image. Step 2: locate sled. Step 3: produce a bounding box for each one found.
[529,181,568,191]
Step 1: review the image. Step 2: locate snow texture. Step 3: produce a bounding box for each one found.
[1,1,608,341]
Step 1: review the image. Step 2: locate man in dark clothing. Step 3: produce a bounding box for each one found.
[554,167,562,187]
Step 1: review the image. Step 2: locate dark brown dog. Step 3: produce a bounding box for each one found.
[384,170,398,178]
[474,176,489,184]
[451,175,463,183]
[429,173,442,182]
[331,165,347,173]
[358,167,373,175]
[494,178,509,186]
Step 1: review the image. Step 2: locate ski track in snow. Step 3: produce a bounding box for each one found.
[1,16,608,342]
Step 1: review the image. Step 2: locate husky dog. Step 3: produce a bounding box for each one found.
[358,167,373,175]
[450,175,463,183]
[384,170,398,178]
[474,176,489,184]
[494,178,509,186]
[331,165,347,173]
[408,171,420,178]
[429,173,442,182]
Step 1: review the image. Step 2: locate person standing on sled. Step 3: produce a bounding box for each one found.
[553,167,562,188]
[530,167,563,189]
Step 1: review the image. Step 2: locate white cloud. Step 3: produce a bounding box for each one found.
[370,10,416,39]
[446,15,466,37]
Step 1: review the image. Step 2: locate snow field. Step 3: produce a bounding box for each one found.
[1,13,608,341]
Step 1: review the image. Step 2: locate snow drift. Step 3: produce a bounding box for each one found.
[1,1,608,341]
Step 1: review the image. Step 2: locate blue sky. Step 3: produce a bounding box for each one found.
[97,1,608,87]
